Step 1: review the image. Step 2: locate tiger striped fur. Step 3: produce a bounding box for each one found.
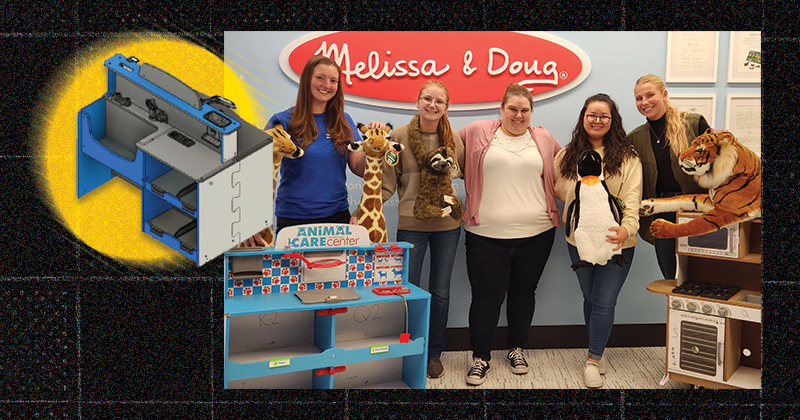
[639,129,761,238]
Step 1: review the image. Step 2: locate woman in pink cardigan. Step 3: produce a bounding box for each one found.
[457,83,562,386]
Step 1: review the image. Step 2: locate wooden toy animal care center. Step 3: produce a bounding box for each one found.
[223,224,431,389]
[77,54,273,265]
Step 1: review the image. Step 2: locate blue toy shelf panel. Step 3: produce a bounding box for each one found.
[223,240,429,389]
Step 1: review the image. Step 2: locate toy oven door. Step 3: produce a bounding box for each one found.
[667,308,726,382]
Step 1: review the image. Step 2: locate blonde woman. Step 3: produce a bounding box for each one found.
[381,81,465,379]
[628,74,710,280]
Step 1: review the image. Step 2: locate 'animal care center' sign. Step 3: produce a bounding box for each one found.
[275,223,371,249]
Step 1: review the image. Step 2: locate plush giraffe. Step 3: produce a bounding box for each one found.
[238,123,303,247]
[348,123,402,243]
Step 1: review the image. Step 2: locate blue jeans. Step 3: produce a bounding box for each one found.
[567,243,634,361]
[653,212,677,280]
[466,228,556,361]
[397,228,461,359]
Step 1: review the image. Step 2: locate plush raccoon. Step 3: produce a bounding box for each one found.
[565,150,626,270]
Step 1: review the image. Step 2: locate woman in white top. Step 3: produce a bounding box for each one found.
[457,83,562,386]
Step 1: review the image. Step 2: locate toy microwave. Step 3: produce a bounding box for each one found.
[676,211,759,259]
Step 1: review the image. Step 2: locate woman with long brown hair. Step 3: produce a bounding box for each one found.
[555,93,641,388]
[242,56,382,246]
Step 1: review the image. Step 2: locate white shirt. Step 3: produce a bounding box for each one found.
[465,129,553,239]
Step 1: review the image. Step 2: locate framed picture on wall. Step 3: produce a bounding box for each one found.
[727,31,761,83]
[725,94,761,157]
[668,94,716,128]
[666,31,719,83]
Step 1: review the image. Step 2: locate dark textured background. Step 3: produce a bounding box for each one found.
[1,1,793,418]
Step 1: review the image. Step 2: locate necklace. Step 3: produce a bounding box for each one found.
[648,124,666,144]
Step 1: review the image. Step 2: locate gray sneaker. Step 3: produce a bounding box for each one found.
[507,347,529,374]
[427,358,444,378]
[466,357,490,386]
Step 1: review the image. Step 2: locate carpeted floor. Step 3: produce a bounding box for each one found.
[425,347,692,389]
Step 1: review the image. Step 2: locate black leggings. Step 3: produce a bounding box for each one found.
[465,228,556,360]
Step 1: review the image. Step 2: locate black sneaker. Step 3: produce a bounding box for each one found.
[466,357,490,386]
[427,358,444,378]
[507,347,529,374]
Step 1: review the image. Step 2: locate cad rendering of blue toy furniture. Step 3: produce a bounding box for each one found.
[77,54,273,265]
[223,224,430,389]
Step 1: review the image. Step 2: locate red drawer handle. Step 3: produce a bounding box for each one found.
[317,307,348,316]
[372,286,410,295]
[316,366,347,376]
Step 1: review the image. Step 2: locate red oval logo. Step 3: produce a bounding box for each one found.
[280,31,591,110]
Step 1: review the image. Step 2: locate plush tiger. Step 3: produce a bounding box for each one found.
[639,129,761,238]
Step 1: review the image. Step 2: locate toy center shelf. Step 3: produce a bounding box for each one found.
[223,236,430,389]
[647,212,761,389]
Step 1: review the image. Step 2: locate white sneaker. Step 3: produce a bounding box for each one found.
[506,347,529,374]
[584,362,603,388]
[466,357,490,386]
[599,355,608,375]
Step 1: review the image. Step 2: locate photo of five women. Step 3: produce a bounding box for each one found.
[249,55,713,389]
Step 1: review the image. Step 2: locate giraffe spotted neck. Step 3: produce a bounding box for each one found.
[350,124,401,243]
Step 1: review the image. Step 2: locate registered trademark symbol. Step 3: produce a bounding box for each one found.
[560,71,568,80]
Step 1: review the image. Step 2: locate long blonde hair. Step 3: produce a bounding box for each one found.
[635,74,689,156]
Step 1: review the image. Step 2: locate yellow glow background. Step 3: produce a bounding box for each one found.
[30,33,265,268]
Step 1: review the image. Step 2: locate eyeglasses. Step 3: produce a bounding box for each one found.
[419,96,447,107]
[585,114,611,124]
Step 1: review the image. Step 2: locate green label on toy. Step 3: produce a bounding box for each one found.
[385,149,399,166]
[450,162,460,177]
[370,345,389,354]
[614,196,626,210]
[269,357,291,368]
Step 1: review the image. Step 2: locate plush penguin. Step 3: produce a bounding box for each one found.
[565,150,627,270]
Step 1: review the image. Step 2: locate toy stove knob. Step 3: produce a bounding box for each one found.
[671,299,683,309]
[686,301,699,312]
[717,307,730,317]
[702,304,714,314]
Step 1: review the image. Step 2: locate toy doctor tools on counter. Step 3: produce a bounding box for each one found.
[223,223,431,389]
[77,54,273,265]
[554,93,641,388]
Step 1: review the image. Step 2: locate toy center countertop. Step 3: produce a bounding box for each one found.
[224,284,430,316]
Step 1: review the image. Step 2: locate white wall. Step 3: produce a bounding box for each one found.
[224,31,760,327]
